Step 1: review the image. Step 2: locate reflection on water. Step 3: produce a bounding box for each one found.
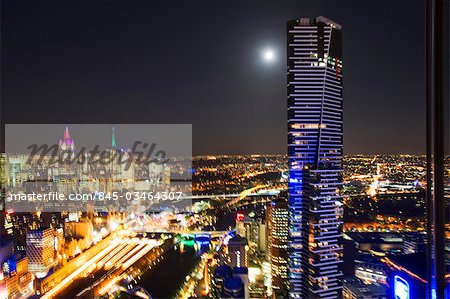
[137,206,262,298]
[138,242,207,299]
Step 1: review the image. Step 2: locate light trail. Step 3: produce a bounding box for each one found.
[40,240,118,299]
[98,239,162,296]
[97,243,127,269]
[115,241,147,267]
[226,184,269,207]
[105,242,137,270]
[121,240,160,269]
[382,257,427,284]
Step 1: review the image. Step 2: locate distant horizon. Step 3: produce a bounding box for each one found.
[191,152,427,157]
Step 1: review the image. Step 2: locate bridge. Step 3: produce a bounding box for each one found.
[177,186,283,201]
[133,229,231,239]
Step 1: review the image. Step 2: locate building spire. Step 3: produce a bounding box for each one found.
[64,126,70,139]
[111,127,117,148]
[59,126,75,153]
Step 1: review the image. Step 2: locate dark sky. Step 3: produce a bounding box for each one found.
[1,0,425,155]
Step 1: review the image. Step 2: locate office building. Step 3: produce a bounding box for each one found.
[266,197,289,293]
[287,16,344,298]
[223,277,245,298]
[342,237,357,275]
[236,213,265,252]
[227,235,248,268]
[26,228,56,277]
[212,265,249,299]
[342,276,386,299]
[212,265,233,297]
[233,267,249,299]
[402,233,427,254]
[64,220,93,241]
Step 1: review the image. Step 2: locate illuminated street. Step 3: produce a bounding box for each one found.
[50,234,162,298]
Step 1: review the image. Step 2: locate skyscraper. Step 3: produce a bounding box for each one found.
[26,228,56,277]
[227,234,249,268]
[58,126,75,154]
[287,16,344,298]
[266,197,289,294]
[236,214,265,252]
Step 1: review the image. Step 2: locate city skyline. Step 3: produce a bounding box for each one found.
[2,0,425,155]
[0,150,434,298]
[1,0,448,298]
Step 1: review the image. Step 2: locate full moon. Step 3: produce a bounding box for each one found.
[263,49,275,62]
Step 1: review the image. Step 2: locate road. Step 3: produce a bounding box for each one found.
[53,236,161,298]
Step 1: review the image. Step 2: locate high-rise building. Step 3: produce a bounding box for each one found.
[58,126,75,154]
[236,213,265,252]
[287,16,344,298]
[402,233,427,255]
[227,235,248,268]
[26,228,56,277]
[212,265,233,297]
[342,276,387,299]
[212,266,249,299]
[342,237,357,276]
[266,197,289,294]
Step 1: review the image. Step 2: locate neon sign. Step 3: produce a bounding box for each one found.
[394,275,410,299]
[236,213,244,221]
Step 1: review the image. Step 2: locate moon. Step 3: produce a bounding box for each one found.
[262,48,275,63]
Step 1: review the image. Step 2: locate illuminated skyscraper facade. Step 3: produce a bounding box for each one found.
[58,126,75,154]
[266,197,289,294]
[26,228,56,277]
[287,16,344,298]
[227,235,248,268]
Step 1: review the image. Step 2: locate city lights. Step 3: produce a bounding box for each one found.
[1,0,447,298]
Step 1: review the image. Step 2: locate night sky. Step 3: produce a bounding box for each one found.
[2,0,425,155]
